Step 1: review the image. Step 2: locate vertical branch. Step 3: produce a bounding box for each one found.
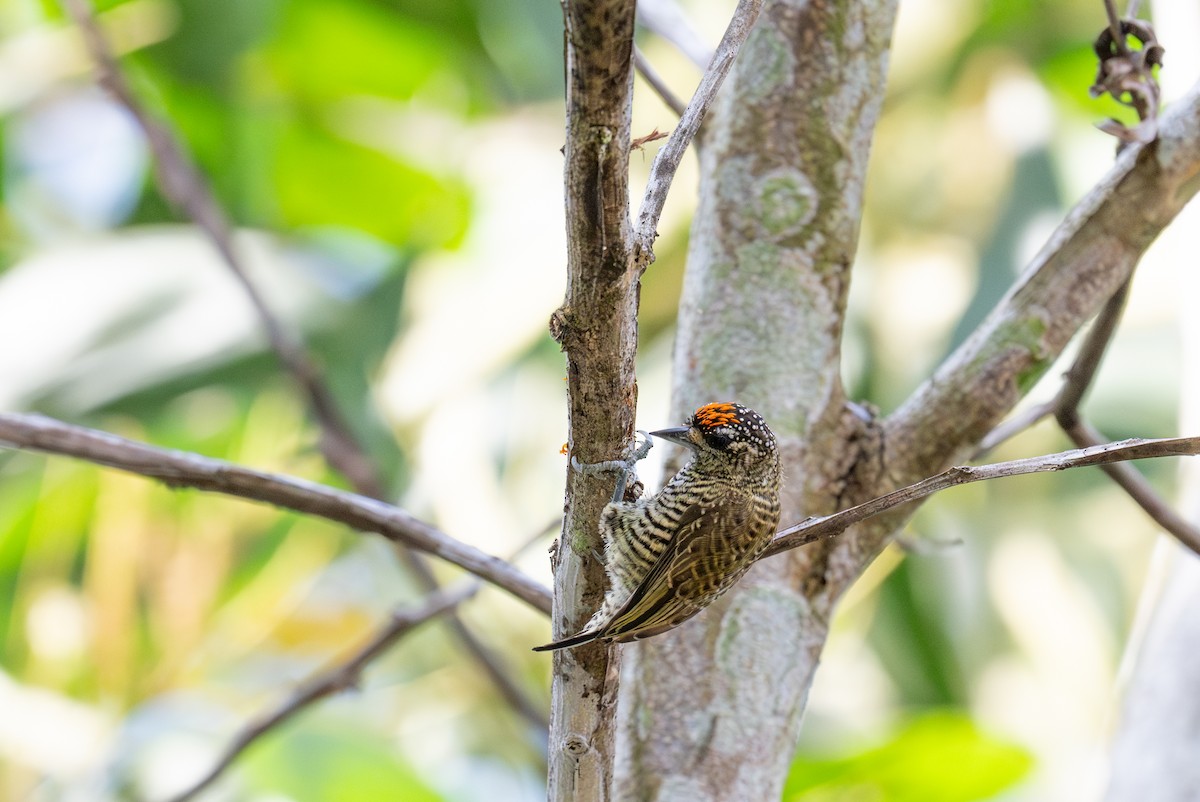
[547,0,639,799]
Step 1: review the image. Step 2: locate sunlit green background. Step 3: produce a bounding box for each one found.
[0,0,1189,800]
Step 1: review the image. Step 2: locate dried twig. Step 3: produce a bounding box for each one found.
[0,413,552,613]
[765,436,1200,557]
[633,0,764,266]
[631,127,671,152]
[1061,420,1200,554]
[633,47,688,118]
[974,401,1056,455]
[165,583,478,802]
[63,0,545,732]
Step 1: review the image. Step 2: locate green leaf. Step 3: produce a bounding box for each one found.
[785,712,1033,802]
[271,122,471,249]
[266,0,473,108]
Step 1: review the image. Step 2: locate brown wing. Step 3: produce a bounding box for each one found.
[602,492,755,641]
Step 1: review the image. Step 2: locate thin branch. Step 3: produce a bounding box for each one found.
[1050,279,1200,550]
[974,400,1056,455]
[64,0,547,733]
[1055,279,1131,427]
[764,436,1200,557]
[164,520,555,802]
[0,413,552,614]
[633,0,764,265]
[551,0,640,795]
[1063,421,1200,554]
[635,0,714,69]
[1103,0,1128,55]
[633,46,688,117]
[165,582,477,802]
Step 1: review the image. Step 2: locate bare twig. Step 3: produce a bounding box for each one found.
[1055,279,1131,426]
[633,47,688,117]
[1089,12,1163,144]
[64,0,547,733]
[0,413,552,613]
[1050,283,1200,550]
[974,401,1056,455]
[633,0,764,266]
[1103,0,1128,54]
[1062,421,1200,554]
[165,583,477,802]
[765,436,1200,557]
[635,0,714,69]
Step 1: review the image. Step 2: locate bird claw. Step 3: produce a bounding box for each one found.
[570,455,629,475]
[570,431,655,503]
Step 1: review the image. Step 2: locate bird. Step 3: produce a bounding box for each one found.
[535,402,782,651]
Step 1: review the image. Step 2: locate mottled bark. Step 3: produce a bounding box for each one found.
[615,0,900,798]
[547,1,639,800]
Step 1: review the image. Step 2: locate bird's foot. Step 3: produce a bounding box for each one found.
[570,431,654,503]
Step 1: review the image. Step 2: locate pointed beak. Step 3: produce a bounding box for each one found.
[648,426,693,448]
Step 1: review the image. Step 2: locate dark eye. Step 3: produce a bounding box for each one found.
[704,431,732,449]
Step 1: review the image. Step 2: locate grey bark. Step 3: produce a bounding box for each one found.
[615,0,900,798]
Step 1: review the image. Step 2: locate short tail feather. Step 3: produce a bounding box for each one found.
[532,628,605,652]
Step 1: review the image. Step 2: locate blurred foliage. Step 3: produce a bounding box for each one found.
[785,712,1033,802]
[241,723,444,802]
[0,0,1187,799]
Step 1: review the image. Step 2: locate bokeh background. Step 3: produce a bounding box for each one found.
[0,0,1193,800]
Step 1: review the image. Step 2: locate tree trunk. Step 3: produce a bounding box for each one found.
[615,1,900,798]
